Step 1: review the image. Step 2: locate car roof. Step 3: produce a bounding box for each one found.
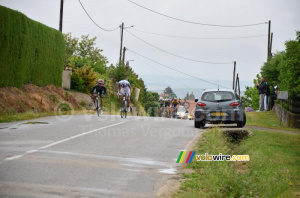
[202,89,235,93]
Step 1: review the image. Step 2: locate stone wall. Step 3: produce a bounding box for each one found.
[273,103,300,128]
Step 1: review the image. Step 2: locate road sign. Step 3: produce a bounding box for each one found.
[277,91,288,100]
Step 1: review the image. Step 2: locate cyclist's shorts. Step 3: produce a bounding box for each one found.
[93,90,105,97]
[120,87,130,95]
[172,103,177,108]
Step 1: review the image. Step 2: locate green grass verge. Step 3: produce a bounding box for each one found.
[0,111,56,123]
[246,111,300,132]
[175,128,300,198]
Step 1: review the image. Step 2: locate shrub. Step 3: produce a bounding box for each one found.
[0,6,65,87]
[71,66,98,94]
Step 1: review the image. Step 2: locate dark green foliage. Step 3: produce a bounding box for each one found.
[0,6,65,87]
[109,64,128,82]
[63,33,108,74]
[279,32,300,97]
[70,72,86,93]
[57,103,71,112]
[145,101,159,117]
[145,92,160,116]
[185,92,190,100]
[242,74,260,110]
[261,52,284,87]
[260,31,300,97]
[245,31,300,109]
[165,86,176,98]
[70,66,98,94]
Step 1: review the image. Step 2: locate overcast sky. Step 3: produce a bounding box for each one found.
[1,0,299,92]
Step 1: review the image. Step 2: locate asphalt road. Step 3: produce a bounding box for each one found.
[0,114,202,198]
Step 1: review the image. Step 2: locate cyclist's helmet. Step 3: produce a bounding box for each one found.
[98,79,104,84]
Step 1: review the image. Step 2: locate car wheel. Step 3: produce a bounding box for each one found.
[237,113,246,128]
[195,121,205,128]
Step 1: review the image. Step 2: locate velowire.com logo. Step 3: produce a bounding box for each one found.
[176,151,250,163]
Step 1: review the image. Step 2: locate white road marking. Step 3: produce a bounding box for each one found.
[25,150,38,154]
[0,121,125,164]
[40,121,125,149]
[4,155,23,161]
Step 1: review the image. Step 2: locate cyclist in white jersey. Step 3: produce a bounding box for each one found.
[118,80,132,112]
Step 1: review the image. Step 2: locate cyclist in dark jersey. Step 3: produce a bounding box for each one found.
[91,79,106,110]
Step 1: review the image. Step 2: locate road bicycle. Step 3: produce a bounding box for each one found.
[164,106,170,118]
[171,106,178,118]
[94,94,104,116]
[179,99,190,110]
[120,93,128,118]
[158,106,164,117]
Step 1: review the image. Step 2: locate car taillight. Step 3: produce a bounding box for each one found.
[230,102,239,106]
[197,102,206,107]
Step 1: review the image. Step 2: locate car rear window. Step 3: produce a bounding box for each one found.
[201,91,234,102]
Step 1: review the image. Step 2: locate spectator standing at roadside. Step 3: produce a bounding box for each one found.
[255,77,270,111]
[271,85,278,110]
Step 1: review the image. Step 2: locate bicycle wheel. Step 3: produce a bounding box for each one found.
[121,100,126,118]
[96,98,100,117]
[124,100,127,118]
[183,102,190,109]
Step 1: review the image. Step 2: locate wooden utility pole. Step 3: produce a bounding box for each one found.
[122,47,126,65]
[235,73,239,93]
[269,32,273,58]
[59,0,64,32]
[237,75,240,99]
[267,20,271,61]
[232,61,236,90]
[119,22,124,65]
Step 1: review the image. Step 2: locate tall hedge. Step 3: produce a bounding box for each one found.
[0,6,65,87]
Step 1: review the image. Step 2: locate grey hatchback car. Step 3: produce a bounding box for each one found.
[194,89,246,128]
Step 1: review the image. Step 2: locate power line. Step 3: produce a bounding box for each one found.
[127,0,267,28]
[130,29,268,40]
[78,0,119,32]
[127,48,231,89]
[136,56,195,89]
[125,30,233,64]
[136,57,204,97]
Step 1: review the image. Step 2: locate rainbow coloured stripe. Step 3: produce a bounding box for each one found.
[176,151,195,163]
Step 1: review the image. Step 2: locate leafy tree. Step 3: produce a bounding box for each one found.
[185,92,190,100]
[64,33,108,74]
[145,101,159,117]
[245,31,300,111]
[145,91,160,117]
[242,74,260,110]
[189,92,195,100]
[261,52,284,88]
[165,86,176,98]
[64,33,79,68]
[279,31,300,97]
[109,64,128,82]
